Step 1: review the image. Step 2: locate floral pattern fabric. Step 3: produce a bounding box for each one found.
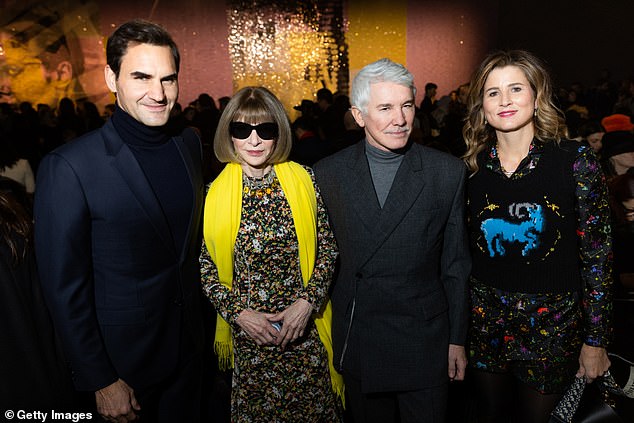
[200,166,342,422]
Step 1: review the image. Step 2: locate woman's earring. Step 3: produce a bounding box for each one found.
[534,108,538,117]
[484,118,488,125]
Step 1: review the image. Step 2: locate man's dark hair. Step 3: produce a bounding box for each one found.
[106,19,180,77]
[425,82,438,91]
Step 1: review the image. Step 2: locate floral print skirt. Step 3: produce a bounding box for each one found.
[468,280,583,393]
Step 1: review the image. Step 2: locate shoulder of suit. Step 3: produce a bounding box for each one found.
[315,142,360,168]
[47,128,104,161]
[412,142,464,166]
[180,126,201,143]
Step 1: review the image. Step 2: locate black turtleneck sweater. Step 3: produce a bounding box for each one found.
[111,104,192,253]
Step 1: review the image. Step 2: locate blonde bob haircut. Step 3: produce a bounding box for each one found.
[214,86,292,164]
[462,50,568,174]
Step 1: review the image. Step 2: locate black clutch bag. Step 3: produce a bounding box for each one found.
[549,353,634,423]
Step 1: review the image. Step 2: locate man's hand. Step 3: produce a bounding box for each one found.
[236,309,279,346]
[95,379,140,422]
[448,344,467,381]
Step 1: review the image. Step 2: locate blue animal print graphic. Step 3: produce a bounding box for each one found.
[480,203,545,257]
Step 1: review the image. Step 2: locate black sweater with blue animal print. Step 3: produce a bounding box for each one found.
[467,141,581,293]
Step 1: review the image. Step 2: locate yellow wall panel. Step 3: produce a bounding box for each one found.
[347,0,408,80]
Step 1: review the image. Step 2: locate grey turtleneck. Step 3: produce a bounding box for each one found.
[365,141,405,208]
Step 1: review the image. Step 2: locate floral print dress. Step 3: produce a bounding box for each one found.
[200,166,342,422]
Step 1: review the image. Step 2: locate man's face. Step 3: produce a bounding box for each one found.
[351,81,415,152]
[105,43,178,127]
[0,31,59,106]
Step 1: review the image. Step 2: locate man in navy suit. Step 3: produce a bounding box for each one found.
[34,20,204,422]
[314,58,471,423]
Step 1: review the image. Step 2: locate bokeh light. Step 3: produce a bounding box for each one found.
[227,0,346,116]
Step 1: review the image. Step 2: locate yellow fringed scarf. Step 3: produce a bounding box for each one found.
[203,161,344,403]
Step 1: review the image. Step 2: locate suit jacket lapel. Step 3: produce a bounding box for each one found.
[344,142,382,233]
[379,146,426,227]
[101,120,174,253]
[355,142,426,269]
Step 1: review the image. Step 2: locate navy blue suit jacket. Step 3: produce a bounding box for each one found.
[34,120,205,392]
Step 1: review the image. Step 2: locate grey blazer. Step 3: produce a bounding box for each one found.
[314,140,471,393]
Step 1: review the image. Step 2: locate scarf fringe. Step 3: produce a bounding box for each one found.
[333,382,346,409]
[214,338,233,371]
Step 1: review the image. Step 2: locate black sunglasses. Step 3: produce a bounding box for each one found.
[229,122,278,140]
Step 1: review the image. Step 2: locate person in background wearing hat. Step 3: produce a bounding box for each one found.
[600,113,634,178]
[293,98,319,133]
[294,99,318,120]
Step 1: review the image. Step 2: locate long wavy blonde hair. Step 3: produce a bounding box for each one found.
[462,50,568,173]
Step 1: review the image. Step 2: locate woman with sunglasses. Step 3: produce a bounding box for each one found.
[200,86,343,422]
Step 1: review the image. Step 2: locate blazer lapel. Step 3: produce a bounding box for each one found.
[101,121,174,253]
[344,142,382,233]
[357,143,426,269]
[379,146,426,226]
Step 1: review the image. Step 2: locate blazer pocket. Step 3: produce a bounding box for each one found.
[97,307,146,325]
[420,290,448,321]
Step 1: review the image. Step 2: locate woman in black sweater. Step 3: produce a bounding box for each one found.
[462,50,612,423]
